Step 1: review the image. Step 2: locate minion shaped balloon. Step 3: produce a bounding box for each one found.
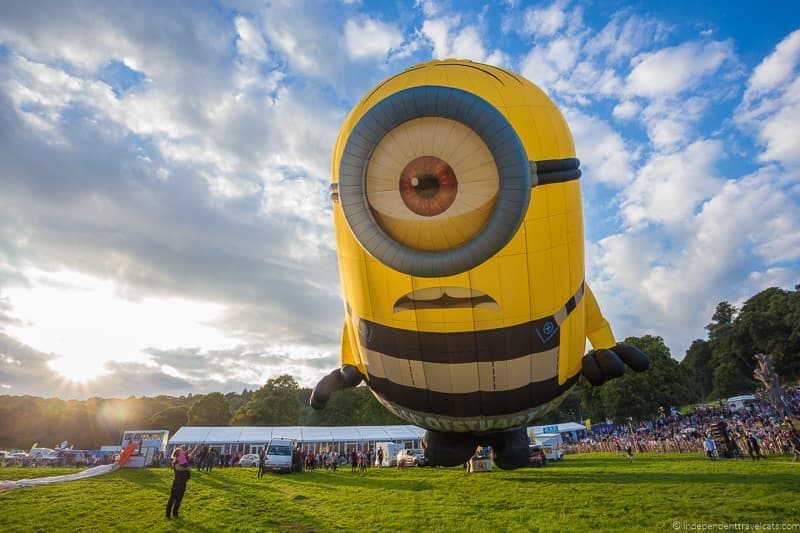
[311,60,649,469]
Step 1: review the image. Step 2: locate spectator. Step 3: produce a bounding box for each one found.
[165,446,191,520]
[703,436,717,460]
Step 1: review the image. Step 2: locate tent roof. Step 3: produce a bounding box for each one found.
[529,422,586,434]
[727,395,756,402]
[169,425,426,445]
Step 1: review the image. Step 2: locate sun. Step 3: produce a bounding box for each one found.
[48,356,106,383]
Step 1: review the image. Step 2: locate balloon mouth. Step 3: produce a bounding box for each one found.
[393,287,499,313]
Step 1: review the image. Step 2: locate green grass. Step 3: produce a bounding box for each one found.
[1,453,798,532]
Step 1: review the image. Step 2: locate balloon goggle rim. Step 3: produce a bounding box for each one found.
[335,85,579,278]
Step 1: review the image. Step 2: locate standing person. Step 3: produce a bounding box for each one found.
[359,450,367,472]
[704,436,717,460]
[745,432,756,460]
[350,449,358,473]
[166,446,191,520]
[292,446,301,473]
[377,447,384,468]
[748,433,762,460]
[306,449,315,471]
[205,448,215,472]
[198,445,209,472]
[787,430,800,462]
[330,451,338,472]
[626,442,634,462]
[257,448,266,478]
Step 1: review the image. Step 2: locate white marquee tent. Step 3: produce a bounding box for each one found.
[169,425,426,455]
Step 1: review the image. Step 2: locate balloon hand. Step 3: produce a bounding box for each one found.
[581,343,650,386]
[310,365,364,409]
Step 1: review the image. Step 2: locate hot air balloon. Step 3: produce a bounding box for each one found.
[311,59,649,469]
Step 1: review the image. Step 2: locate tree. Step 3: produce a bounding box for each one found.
[231,375,302,426]
[303,385,406,426]
[225,389,254,416]
[149,405,189,435]
[707,301,737,331]
[591,335,688,422]
[187,393,231,426]
[680,339,713,402]
[706,299,754,399]
[734,287,800,379]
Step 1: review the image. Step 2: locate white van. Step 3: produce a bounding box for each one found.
[374,442,405,467]
[534,433,564,461]
[264,438,293,473]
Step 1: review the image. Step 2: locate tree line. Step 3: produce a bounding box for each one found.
[1,285,798,449]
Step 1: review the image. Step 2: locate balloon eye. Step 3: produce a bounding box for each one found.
[338,85,532,277]
[399,156,458,217]
[365,117,499,252]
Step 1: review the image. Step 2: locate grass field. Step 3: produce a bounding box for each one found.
[1,453,798,532]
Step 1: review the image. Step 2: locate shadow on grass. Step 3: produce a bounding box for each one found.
[506,470,799,487]
[119,468,171,489]
[280,471,433,492]
[164,471,328,531]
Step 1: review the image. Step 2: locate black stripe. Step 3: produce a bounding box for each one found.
[565,295,577,316]
[537,168,582,185]
[535,158,580,172]
[530,158,582,186]
[367,372,581,418]
[358,314,562,363]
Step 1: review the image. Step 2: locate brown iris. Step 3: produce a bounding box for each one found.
[399,156,458,217]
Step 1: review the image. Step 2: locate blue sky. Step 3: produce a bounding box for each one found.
[0,0,798,399]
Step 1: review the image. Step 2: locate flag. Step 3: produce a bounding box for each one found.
[584,419,592,432]
[30,442,38,453]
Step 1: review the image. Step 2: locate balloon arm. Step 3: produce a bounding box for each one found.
[581,285,650,386]
[310,365,364,409]
[340,320,359,368]
[310,323,364,410]
[583,284,616,350]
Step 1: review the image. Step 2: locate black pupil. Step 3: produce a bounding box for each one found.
[415,174,440,199]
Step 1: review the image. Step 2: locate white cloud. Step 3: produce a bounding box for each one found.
[345,17,403,60]
[621,139,724,228]
[414,0,442,18]
[546,36,581,71]
[612,100,640,120]
[1,1,798,398]
[4,269,234,369]
[563,107,635,186]
[522,0,569,37]
[594,165,800,357]
[738,30,800,168]
[626,40,735,98]
[640,96,708,151]
[421,17,452,59]
[586,14,669,64]
[745,29,800,97]
[421,16,509,66]
[235,16,269,61]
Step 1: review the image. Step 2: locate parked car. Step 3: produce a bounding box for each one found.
[396,449,428,467]
[29,447,56,459]
[239,453,260,467]
[263,439,293,473]
[528,445,547,467]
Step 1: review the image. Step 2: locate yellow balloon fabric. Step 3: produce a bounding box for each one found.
[330,59,617,433]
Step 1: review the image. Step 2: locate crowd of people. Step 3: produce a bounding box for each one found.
[571,386,800,460]
[290,446,375,473]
